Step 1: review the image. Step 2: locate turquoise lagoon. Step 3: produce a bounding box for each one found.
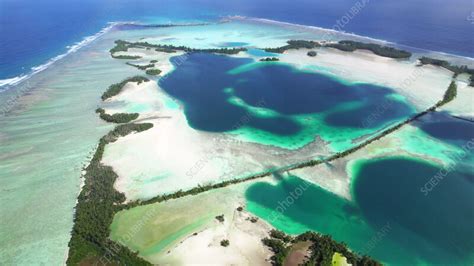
[160,52,415,151]
[245,117,474,265]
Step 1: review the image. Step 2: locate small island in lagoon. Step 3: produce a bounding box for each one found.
[64,19,474,266]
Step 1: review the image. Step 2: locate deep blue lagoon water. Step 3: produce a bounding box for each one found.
[419,112,474,142]
[1,0,473,85]
[160,53,413,137]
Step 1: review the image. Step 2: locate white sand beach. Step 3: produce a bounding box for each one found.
[155,209,272,265]
[441,77,474,117]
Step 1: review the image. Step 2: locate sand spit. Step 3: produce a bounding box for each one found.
[440,77,474,118]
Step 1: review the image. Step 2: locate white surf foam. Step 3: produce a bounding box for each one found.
[0,22,123,91]
[1,16,471,92]
[230,16,391,44]
[228,16,474,63]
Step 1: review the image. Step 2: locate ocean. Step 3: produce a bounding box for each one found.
[1,0,473,87]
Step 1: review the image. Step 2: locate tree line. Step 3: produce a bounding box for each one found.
[419,57,474,86]
[67,122,153,265]
[264,40,321,53]
[325,40,412,59]
[101,76,149,100]
[95,108,139,124]
[262,229,381,266]
[110,39,247,56]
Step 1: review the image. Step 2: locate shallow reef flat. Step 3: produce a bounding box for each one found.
[0,27,149,265]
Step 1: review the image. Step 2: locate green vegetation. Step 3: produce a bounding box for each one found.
[437,81,457,106]
[418,56,474,75]
[107,123,153,138]
[307,51,317,57]
[110,40,130,54]
[66,75,154,265]
[101,76,149,100]
[109,40,142,59]
[269,229,292,243]
[262,230,380,266]
[110,40,247,55]
[125,60,161,75]
[264,40,320,53]
[220,239,230,247]
[110,39,173,55]
[332,252,348,266]
[119,172,271,211]
[295,232,381,266]
[215,214,225,222]
[155,47,178,53]
[145,69,162,76]
[151,43,246,54]
[262,237,289,265]
[126,62,155,70]
[325,40,412,59]
[155,47,176,54]
[260,57,280,62]
[112,54,142,60]
[67,122,153,266]
[95,108,139,124]
[419,57,474,84]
